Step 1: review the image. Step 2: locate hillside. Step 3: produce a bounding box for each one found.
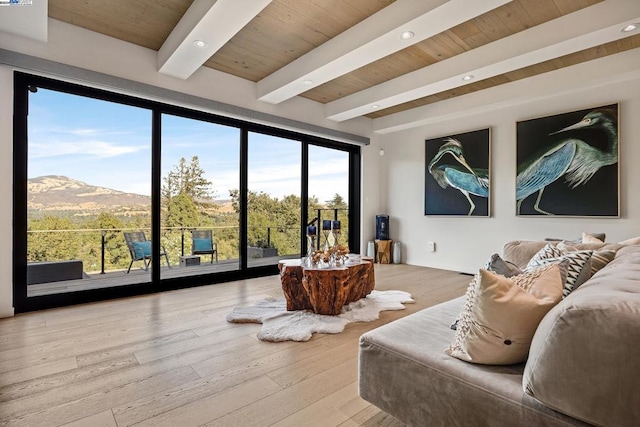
[28,176,151,213]
[27,175,234,216]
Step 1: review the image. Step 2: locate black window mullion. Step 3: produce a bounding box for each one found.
[151,110,162,283]
[239,128,248,270]
[301,141,309,255]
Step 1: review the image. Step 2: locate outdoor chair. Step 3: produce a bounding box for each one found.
[191,229,218,264]
[124,231,171,273]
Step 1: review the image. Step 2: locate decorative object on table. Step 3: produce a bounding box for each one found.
[425,128,490,216]
[226,290,414,342]
[516,103,619,217]
[322,219,332,251]
[305,219,318,266]
[376,239,393,264]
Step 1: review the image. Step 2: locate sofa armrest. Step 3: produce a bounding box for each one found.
[523,263,640,427]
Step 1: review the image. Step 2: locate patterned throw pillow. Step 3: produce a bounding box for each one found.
[526,244,564,270]
[589,250,616,275]
[446,265,564,365]
[527,249,593,297]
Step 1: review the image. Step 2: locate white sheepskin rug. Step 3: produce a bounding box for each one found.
[226,290,414,342]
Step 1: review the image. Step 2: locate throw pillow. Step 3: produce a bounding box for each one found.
[527,249,593,297]
[589,249,616,275]
[619,236,640,245]
[132,241,152,258]
[485,253,523,277]
[446,265,564,365]
[582,232,604,244]
[193,238,212,252]
[526,244,564,269]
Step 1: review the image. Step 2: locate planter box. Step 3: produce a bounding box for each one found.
[247,246,278,259]
[27,260,84,285]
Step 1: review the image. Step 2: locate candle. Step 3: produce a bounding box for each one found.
[322,220,332,230]
[332,220,341,230]
[307,225,316,236]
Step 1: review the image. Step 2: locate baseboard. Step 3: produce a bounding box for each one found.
[0,304,14,318]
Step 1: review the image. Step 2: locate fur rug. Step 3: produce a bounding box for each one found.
[226,290,414,342]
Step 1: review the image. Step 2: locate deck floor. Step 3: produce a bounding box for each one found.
[27,255,299,297]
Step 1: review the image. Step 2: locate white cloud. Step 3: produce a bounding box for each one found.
[29,140,147,159]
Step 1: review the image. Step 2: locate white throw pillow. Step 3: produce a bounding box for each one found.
[446,265,564,365]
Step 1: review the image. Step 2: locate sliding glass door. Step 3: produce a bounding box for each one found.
[160,114,240,279]
[247,132,301,267]
[13,72,361,313]
[25,87,152,296]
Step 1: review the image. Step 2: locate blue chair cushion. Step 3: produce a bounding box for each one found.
[132,241,152,258]
[193,238,212,252]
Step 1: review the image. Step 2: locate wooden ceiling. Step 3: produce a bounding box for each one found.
[48,0,639,120]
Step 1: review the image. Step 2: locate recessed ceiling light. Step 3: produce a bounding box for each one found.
[371,104,380,109]
[399,31,414,40]
[621,23,638,32]
[303,79,314,86]
[462,74,474,81]
[193,40,208,48]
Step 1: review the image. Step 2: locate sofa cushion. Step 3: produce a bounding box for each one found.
[502,240,557,269]
[523,248,640,426]
[446,265,564,365]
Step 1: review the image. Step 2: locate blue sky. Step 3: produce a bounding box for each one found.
[28,88,349,203]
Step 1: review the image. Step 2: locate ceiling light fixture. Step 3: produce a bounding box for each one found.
[371,104,380,109]
[621,23,638,32]
[462,74,474,81]
[399,31,414,40]
[193,40,208,48]
[303,79,314,86]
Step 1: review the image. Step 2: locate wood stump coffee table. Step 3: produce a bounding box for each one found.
[278,256,375,315]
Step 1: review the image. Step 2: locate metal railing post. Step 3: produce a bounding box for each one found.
[181,228,185,256]
[267,227,271,247]
[100,229,106,274]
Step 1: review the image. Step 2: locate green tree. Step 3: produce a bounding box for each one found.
[27,215,81,262]
[162,156,213,201]
[326,193,348,209]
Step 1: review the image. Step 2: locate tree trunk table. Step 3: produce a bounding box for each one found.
[278,256,375,315]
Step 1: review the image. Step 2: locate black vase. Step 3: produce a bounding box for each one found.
[376,214,389,240]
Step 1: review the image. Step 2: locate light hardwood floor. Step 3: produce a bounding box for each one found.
[0,264,470,426]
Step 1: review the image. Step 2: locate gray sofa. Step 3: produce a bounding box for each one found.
[359,241,640,427]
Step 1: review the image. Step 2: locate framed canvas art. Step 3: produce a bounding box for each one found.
[425,128,490,216]
[516,103,619,217]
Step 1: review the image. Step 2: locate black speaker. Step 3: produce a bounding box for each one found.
[375,214,389,240]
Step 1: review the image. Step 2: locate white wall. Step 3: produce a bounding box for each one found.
[378,71,640,274]
[0,66,14,317]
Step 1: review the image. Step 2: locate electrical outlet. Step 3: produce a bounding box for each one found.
[427,241,436,252]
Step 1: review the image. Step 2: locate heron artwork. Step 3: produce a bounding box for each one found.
[427,137,489,215]
[516,107,618,216]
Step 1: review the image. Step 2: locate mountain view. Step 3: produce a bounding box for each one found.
[27,175,233,216]
[28,175,150,213]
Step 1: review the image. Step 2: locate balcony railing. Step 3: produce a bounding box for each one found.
[26,208,348,276]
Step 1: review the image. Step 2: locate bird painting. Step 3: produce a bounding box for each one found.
[426,132,490,216]
[516,106,618,216]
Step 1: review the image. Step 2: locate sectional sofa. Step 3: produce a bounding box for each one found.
[358,239,640,426]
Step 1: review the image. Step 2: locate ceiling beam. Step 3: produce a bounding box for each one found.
[372,49,640,134]
[158,0,272,80]
[256,0,511,105]
[326,0,640,122]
